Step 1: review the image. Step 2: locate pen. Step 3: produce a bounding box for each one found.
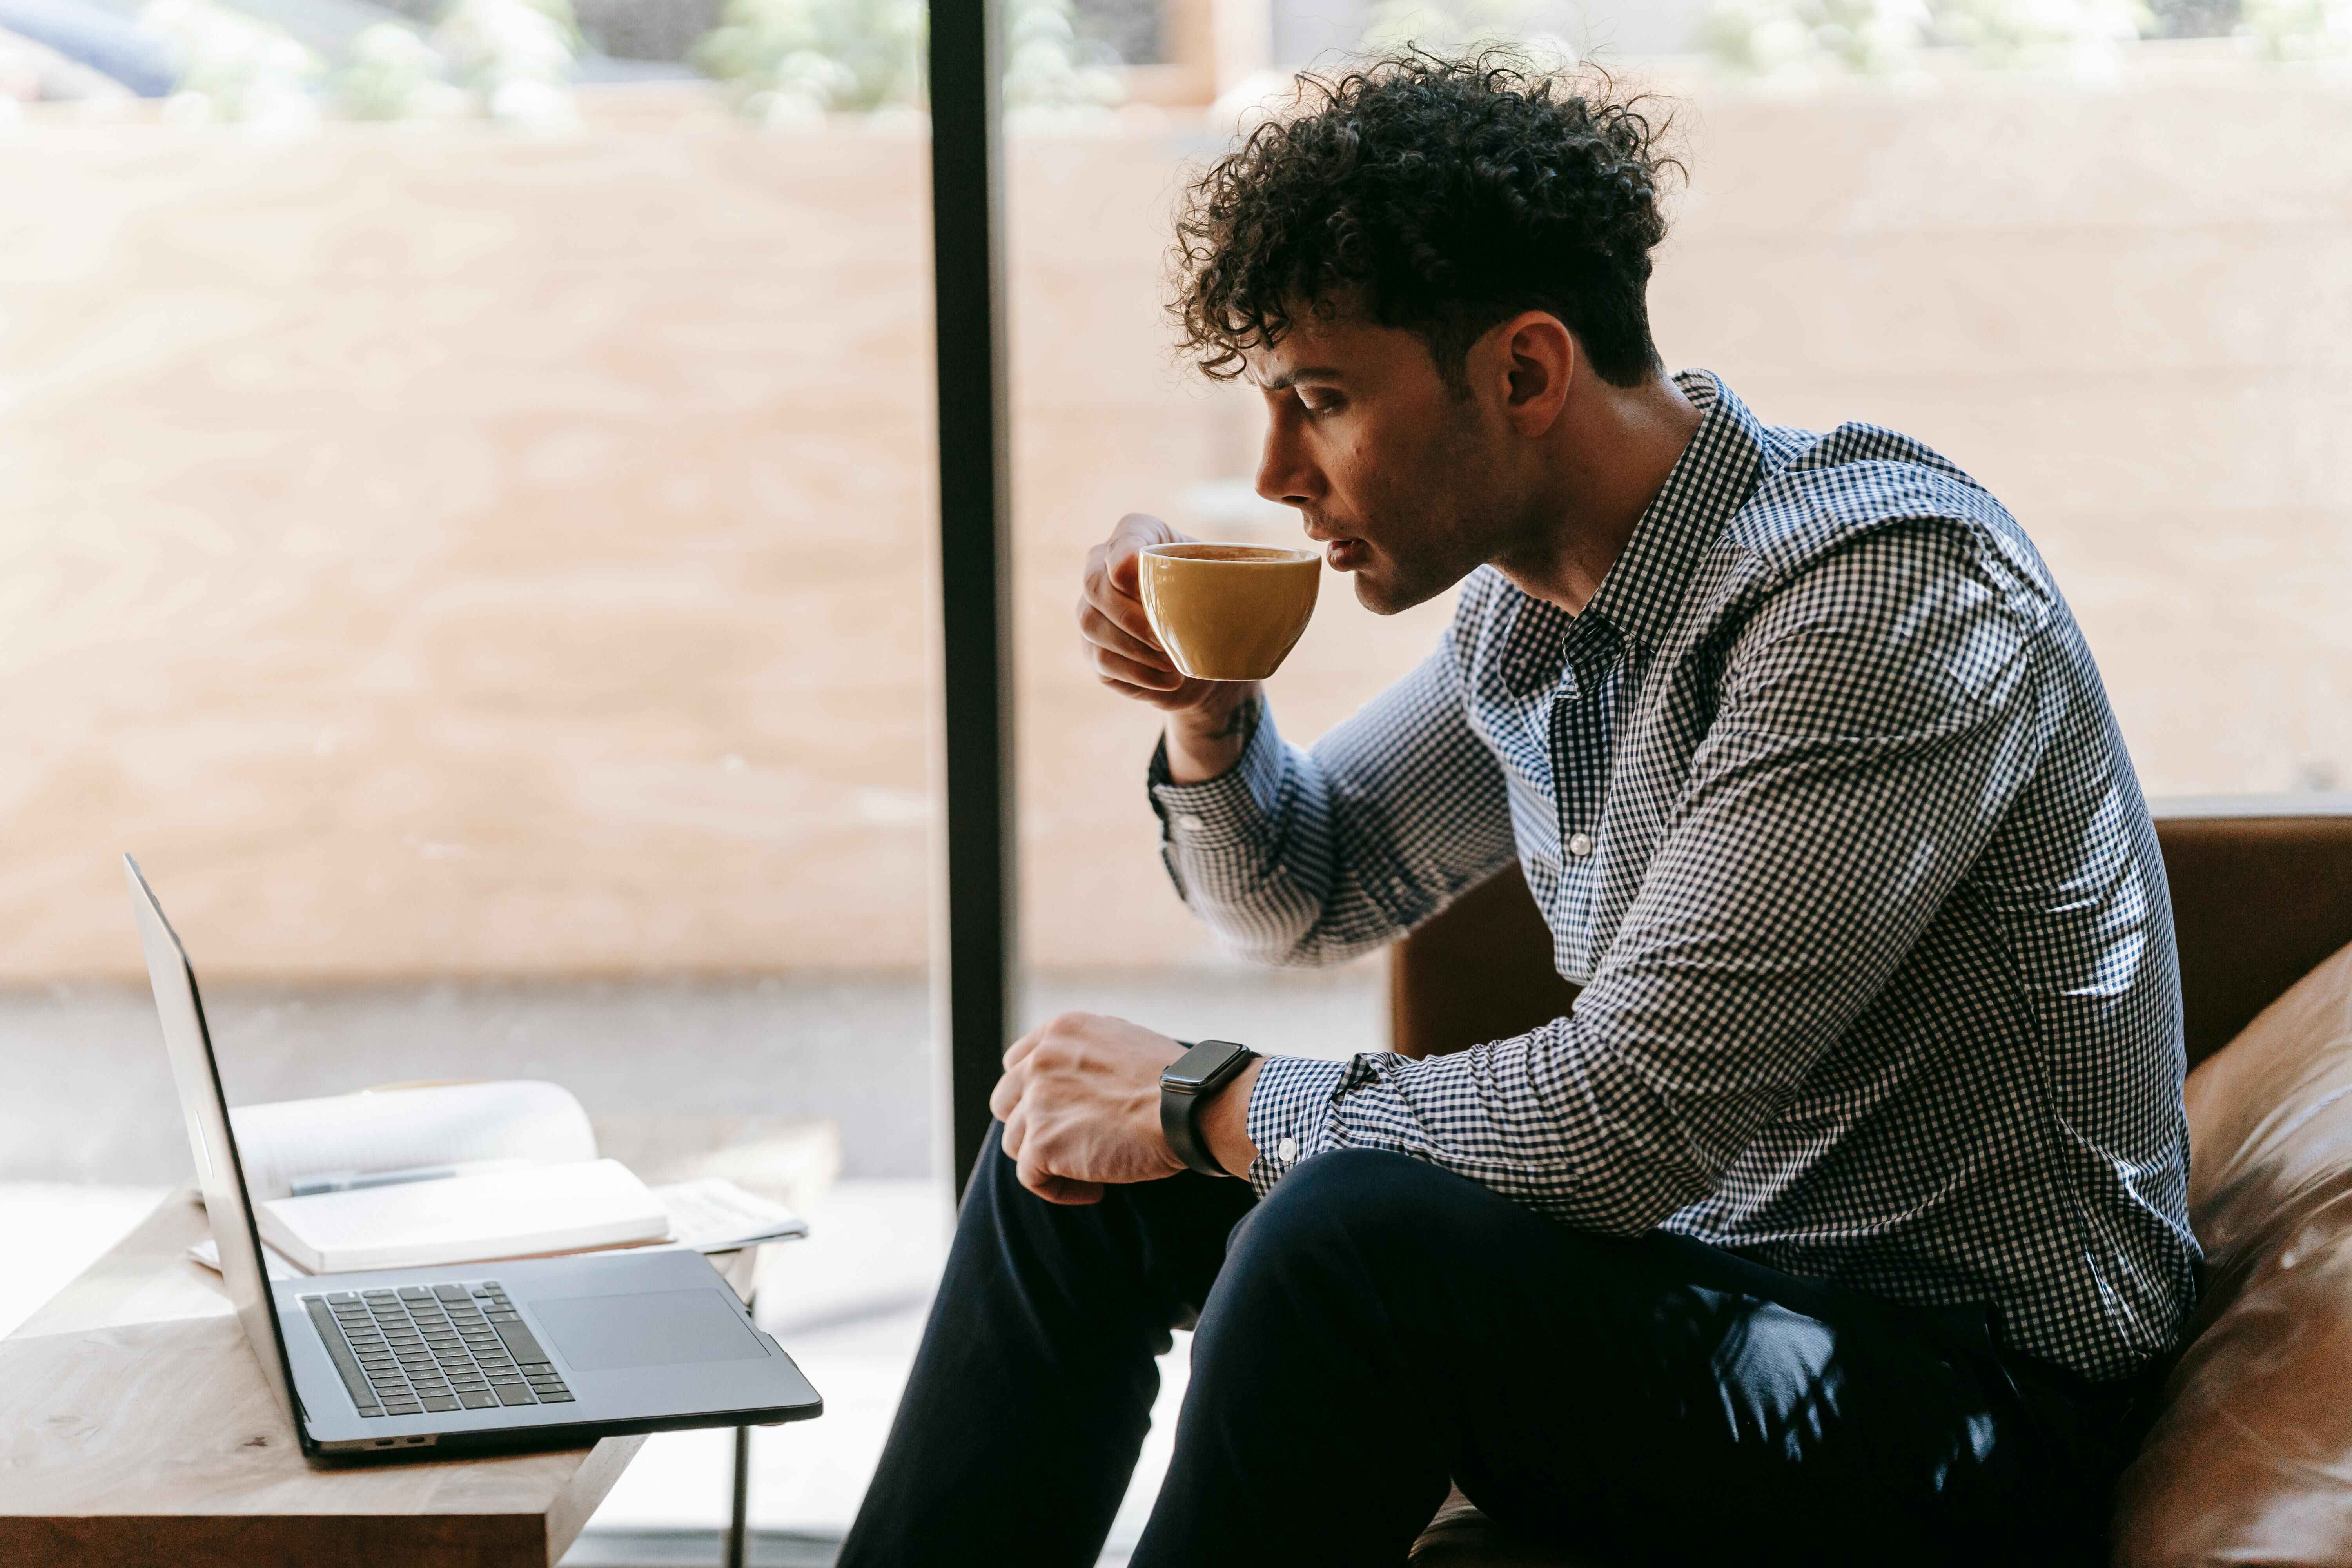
[288,1158,526,1196]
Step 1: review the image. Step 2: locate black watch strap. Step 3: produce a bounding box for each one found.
[1160,1039,1257,1178]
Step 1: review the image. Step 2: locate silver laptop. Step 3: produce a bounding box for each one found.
[125,853,824,1457]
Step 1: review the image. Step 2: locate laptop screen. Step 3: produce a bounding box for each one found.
[124,854,302,1426]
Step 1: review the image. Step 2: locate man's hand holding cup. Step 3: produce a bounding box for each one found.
[1076,512,1319,784]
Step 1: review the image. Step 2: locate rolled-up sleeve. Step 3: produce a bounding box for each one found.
[1241,524,2047,1223]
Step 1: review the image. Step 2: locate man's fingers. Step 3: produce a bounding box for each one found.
[1077,600,1171,671]
[987,1070,1020,1123]
[1013,1132,1102,1205]
[1030,1174,1105,1205]
[1096,673,1207,712]
[1014,1135,1055,1198]
[1000,1104,1027,1163]
[1002,1029,1042,1071]
[1105,512,1180,595]
[1081,559,1165,653]
[1091,645,1183,692]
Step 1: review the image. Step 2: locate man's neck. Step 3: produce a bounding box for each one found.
[1490,373,1704,617]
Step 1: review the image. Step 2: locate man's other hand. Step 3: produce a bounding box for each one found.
[990,1012,1188,1204]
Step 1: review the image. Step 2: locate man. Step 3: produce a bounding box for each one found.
[840,54,2197,1568]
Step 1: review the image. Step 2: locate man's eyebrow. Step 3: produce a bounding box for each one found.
[1255,365,1345,392]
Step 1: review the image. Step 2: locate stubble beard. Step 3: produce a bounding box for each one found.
[1351,410,1506,616]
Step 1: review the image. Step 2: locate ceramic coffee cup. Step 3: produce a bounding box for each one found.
[1138,542,1321,682]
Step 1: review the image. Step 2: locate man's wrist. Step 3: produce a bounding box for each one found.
[1197,1057,1264,1177]
[1163,686,1263,785]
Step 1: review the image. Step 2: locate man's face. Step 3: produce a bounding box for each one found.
[1247,313,1519,615]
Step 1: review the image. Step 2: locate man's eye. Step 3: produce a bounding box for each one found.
[1297,391,1341,416]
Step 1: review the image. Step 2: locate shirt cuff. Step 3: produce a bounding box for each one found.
[1147,702,1288,856]
[1241,1054,1347,1196]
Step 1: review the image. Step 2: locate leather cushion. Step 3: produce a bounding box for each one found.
[2112,938,2352,1564]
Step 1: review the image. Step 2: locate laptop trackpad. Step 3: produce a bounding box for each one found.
[531,1288,770,1371]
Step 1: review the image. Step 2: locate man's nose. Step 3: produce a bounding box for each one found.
[1255,420,1320,510]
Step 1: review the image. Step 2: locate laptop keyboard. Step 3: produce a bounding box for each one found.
[302,1280,575,1419]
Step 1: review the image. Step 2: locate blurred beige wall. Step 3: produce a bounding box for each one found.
[2,60,2345,981]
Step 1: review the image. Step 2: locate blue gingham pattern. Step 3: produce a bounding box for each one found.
[1149,372,2200,1380]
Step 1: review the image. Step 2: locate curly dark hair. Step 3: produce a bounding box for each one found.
[1171,53,1678,391]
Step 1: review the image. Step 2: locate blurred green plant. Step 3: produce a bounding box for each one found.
[2238,0,2352,57]
[692,0,1119,126]
[335,22,466,118]
[1701,0,2161,76]
[1931,0,2151,69]
[141,0,323,125]
[1003,0,1122,111]
[1357,0,1579,62]
[432,0,582,123]
[692,0,926,123]
[138,0,579,124]
[1696,0,1927,77]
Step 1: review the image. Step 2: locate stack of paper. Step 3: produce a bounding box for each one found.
[185,1081,813,1277]
[254,1157,671,1274]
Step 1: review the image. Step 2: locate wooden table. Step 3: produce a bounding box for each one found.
[0,1117,833,1568]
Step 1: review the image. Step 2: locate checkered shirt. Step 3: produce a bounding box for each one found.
[1149,370,2200,1380]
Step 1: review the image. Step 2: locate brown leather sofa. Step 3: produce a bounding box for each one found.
[1390,800,2352,1567]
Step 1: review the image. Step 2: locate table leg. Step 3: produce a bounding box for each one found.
[726,1423,750,1568]
[726,1257,761,1567]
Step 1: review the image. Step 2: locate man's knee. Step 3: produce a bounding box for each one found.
[1226,1147,1502,1284]
[954,1120,1048,1249]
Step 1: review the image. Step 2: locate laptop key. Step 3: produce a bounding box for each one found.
[494,1385,538,1406]
[459,1390,499,1409]
[421,1396,459,1412]
[490,1316,552,1367]
[304,1298,387,1417]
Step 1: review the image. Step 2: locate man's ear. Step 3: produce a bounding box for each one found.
[1494,312,1576,437]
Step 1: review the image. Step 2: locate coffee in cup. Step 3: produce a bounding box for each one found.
[1138,543,1321,682]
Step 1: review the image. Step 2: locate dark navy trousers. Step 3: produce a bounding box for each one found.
[838,1125,2147,1568]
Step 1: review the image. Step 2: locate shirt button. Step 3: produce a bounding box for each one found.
[1174,814,1205,832]
[1276,1137,1298,1163]
[1568,831,1593,858]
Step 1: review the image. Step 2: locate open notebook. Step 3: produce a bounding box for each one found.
[191,1081,807,1275]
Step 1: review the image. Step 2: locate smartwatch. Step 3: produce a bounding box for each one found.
[1160,1039,1258,1178]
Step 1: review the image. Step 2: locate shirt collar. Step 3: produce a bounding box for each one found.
[1491,370,1768,697]
[1581,369,1766,654]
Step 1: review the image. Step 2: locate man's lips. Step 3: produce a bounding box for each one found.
[1317,537,1370,571]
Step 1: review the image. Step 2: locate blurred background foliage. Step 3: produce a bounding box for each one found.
[0,0,2343,127]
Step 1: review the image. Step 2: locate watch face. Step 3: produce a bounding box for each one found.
[1165,1039,1247,1091]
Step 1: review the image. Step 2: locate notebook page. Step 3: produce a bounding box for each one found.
[230,1081,597,1200]
[254,1158,670,1273]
